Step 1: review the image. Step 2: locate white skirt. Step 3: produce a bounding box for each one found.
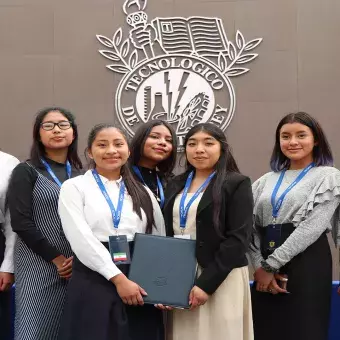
[167,266,254,340]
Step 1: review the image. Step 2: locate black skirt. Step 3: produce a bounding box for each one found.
[251,233,332,340]
[59,253,165,340]
[58,256,129,340]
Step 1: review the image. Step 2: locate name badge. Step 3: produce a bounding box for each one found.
[265,224,282,252]
[174,234,191,240]
[109,235,131,265]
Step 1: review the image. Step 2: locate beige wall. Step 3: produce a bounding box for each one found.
[0,0,339,277]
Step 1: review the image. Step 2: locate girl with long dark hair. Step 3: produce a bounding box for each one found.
[250,112,340,340]
[129,120,177,208]
[57,124,165,340]
[7,107,82,340]
[162,123,254,340]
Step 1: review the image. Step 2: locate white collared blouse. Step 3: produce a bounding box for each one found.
[58,170,165,280]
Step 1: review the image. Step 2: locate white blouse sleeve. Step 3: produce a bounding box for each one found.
[58,179,121,280]
[0,209,17,273]
[0,155,20,273]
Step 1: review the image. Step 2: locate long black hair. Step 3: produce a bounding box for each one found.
[270,112,333,171]
[30,107,82,169]
[183,123,240,234]
[129,120,177,177]
[86,123,155,234]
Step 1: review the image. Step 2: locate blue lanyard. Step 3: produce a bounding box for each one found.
[271,162,315,222]
[40,158,71,187]
[92,169,125,230]
[132,166,165,208]
[179,171,216,230]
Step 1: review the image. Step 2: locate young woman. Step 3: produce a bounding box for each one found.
[57,124,166,340]
[0,151,19,339]
[7,107,83,340]
[250,112,340,340]
[163,123,254,340]
[129,120,177,208]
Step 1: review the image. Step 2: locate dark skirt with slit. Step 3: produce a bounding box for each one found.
[251,233,332,340]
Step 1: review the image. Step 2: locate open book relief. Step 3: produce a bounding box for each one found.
[152,17,228,57]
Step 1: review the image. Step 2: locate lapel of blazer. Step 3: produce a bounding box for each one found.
[164,174,215,220]
[163,177,185,215]
[197,180,214,215]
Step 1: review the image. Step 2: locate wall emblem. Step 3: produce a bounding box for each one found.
[97,0,262,148]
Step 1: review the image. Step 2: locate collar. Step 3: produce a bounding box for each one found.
[87,169,123,186]
[99,175,123,185]
[164,173,215,214]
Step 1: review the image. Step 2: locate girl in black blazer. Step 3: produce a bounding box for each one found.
[162,123,254,340]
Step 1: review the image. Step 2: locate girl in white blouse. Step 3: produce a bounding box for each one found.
[57,124,165,340]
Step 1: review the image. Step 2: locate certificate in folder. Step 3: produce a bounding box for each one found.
[128,233,197,309]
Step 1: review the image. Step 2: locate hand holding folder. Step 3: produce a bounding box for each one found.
[111,273,147,306]
[128,233,197,309]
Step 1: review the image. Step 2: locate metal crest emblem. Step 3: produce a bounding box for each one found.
[96,0,262,149]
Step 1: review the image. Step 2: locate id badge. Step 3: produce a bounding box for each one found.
[174,234,191,240]
[109,235,131,265]
[265,224,282,252]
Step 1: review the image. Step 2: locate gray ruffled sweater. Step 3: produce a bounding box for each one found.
[249,166,340,270]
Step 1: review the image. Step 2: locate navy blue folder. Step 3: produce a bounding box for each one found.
[128,233,197,309]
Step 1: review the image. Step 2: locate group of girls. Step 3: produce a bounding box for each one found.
[0,106,339,340]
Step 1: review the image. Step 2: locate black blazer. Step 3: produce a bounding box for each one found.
[163,171,253,295]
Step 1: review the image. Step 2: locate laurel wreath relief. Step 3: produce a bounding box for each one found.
[97,28,137,73]
[97,28,262,78]
[218,31,262,77]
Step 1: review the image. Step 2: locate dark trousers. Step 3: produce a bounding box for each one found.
[0,290,11,340]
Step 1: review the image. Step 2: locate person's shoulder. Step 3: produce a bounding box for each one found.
[311,166,340,185]
[219,173,252,199]
[6,161,39,191]
[252,171,275,187]
[223,172,251,188]
[172,172,188,181]
[164,172,187,195]
[314,166,340,176]
[62,170,90,188]
[168,172,188,186]
[60,173,90,201]
[11,161,36,177]
[0,151,20,170]
[0,151,19,162]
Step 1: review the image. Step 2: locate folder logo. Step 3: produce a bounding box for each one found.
[153,276,168,287]
[96,0,262,150]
